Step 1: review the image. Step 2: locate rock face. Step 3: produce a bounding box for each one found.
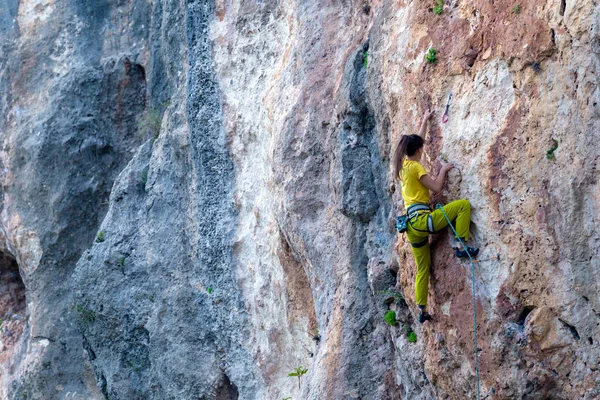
[0,0,599,399]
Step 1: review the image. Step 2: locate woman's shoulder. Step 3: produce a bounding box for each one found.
[402,160,427,178]
[403,160,424,170]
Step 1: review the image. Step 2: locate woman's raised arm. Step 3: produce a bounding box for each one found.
[417,109,434,139]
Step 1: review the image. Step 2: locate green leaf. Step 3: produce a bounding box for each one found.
[288,366,308,377]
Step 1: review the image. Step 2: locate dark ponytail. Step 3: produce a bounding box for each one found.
[393,134,424,180]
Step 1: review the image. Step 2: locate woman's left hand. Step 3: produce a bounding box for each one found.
[423,109,434,121]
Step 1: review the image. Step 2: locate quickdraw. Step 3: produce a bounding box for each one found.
[441,93,453,123]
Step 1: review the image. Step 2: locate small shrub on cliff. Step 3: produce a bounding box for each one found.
[363,50,368,69]
[138,109,162,141]
[385,310,399,326]
[288,366,308,389]
[141,169,148,186]
[425,48,437,64]
[312,327,321,342]
[546,139,559,160]
[513,4,521,14]
[377,289,405,306]
[76,304,95,323]
[433,0,444,15]
[363,0,370,15]
[404,325,417,342]
[96,230,105,243]
[408,331,417,343]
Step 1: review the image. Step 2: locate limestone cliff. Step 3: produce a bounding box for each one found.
[0,0,599,399]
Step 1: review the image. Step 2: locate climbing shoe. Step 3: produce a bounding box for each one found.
[453,246,480,258]
[418,312,432,323]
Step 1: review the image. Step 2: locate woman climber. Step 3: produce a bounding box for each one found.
[393,110,479,323]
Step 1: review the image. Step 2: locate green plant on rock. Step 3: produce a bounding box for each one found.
[377,289,405,305]
[117,256,126,275]
[408,331,417,343]
[363,50,368,68]
[76,304,95,323]
[96,230,105,243]
[404,324,417,342]
[513,4,521,14]
[283,398,292,400]
[288,366,308,389]
[312,326,321,342]
[207,287,213,294]
[425,48,437,64]
[141,169,148,186]
[362,0,371,15]
[433,0,444,15]
[546,139,558,160]
[385,310,399,326]
[138,108,162,141]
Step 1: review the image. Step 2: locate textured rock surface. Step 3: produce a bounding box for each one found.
[0,0,599,399]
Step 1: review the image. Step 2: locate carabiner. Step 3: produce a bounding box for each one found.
[441,93,453,123]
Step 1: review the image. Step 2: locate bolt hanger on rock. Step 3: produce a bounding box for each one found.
[472,254,501,264]
[482,387,496,400]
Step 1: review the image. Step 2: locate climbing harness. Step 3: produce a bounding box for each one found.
[407,203,432,215]
[396,204,433,235]
[441,93,453,123]
[406,203,436,236]
[435,203,481,400]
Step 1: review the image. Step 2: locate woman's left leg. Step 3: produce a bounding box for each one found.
[429,199,478,257]
[429,199,471,241]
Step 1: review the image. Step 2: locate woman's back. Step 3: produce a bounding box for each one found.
[400,160,430,208]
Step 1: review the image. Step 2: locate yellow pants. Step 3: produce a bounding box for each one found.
[406,199,471,307]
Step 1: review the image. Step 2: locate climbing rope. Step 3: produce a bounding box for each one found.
[435,204,481,400]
